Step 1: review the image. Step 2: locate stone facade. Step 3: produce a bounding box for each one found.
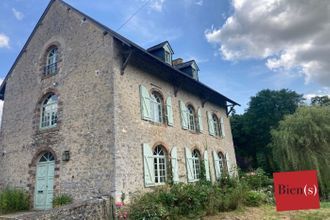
[0,0,238,209]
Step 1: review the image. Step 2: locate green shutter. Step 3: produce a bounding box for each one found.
[179,101,188,129]
[166,97,174,126]
[213,151,221,180]
[225,153,231,177]
[220,117,225,137]
[139,85,151,120]
[143,143,155,187]
[171,147,179,183]
[197,108,203,132]
[204,150,210,181]
[185,147,194,182]
[207,111,215,136]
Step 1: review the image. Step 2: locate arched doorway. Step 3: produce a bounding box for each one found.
[34,152,55,210]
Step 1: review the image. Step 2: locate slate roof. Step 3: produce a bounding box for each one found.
[175,60,199,71]
[0,0,239,107]
[147,41,173,53]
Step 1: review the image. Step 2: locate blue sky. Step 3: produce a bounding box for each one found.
[0,0,329,117]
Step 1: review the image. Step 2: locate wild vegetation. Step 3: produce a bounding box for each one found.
[0,187,30,214]
[271,106,330,198]
[53,194,73,207]
[231,89,330,198]
[128,169,273,219]
[231,89,304,173]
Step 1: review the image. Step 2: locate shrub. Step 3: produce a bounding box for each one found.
[53,194,73,207]
[128,173,272,219]
[0,187,30,214]
[244,190,266,207]
[241,168,273,190]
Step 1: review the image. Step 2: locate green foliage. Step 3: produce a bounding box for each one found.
[0,187,30,214]
[311,96,330,106]
[240,168,273,190]
[271,106,330,197]
[244,190,266,207]
[231,89,304,173]
[129,174,271,219]
[53,194,73,207]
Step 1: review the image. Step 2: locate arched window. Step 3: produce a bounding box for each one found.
[45,47,58,75]
[150,92,163,123]
[187,105,196,131]
[40,94,58,129]
[218,152,226,174]
[192,149,201,180]
[153,145,167,184]
[39,152,55,162]
[212,114,221,136]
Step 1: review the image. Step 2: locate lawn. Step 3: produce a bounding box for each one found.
[204,202,330,220]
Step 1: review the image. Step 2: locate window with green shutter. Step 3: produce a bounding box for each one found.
[197,108,203,132]
[143,143,155,187]
[204,150,210,181]
[220,117,225,137]
[207,111,215,136]
[171,147,179,183]
[180,101,188,129]
[166,96,174,126]
[140,85,151,120]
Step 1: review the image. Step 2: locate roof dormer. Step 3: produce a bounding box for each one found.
[174,59,200,81]
[147,41,174,65]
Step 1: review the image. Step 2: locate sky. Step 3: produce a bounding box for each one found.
[0,0,329,122]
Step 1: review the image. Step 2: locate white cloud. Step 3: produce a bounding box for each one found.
[150,0,165,12]
[12,8,24,20]
[205,0,330,87]
[0,34,10,48]
[0,79,3,126]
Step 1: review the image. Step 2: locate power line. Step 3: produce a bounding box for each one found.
[117,0,151,31]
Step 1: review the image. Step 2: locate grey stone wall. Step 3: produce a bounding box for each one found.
[0,0,238,209]
[0,1,116,202]
[111,43,237,201]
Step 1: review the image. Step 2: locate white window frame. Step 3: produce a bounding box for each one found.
[218,152,226,174]
[150,92,163,123]
[40,94,58,129]
[164,50,171,64]
[187,105,196,131]
[153,145,167,185]
[192,149,201,180]
[212,114,221,137]
[45,47,58,75]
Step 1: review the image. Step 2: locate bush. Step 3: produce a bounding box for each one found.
[241,168,273,190]
[244,190,266,207]
[53,194,73,207]
[0,187,30,214]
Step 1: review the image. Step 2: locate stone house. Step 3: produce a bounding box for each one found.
[0,0,239,210]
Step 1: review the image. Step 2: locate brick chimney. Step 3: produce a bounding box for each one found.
[172,58,183,66]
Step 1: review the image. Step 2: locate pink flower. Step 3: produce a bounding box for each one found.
[115,201,124,207]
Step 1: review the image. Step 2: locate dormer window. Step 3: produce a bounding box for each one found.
[174,60,200,81]
[45,46,58,75]
[147,41,174,65]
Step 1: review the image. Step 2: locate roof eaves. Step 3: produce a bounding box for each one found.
[58,0,239,106]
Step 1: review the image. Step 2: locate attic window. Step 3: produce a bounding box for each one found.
[164,51,171,64]
[44,46,58,76]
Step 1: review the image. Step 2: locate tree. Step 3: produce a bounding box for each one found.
[311,96,330,106]
[271,106,330,197]
[231,89,304,173]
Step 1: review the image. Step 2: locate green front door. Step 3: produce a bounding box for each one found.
[34,152,55,210]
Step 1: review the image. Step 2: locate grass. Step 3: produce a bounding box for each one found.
[204,202,330,220]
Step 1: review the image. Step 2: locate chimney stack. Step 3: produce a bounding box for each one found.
[172,58,183,66]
